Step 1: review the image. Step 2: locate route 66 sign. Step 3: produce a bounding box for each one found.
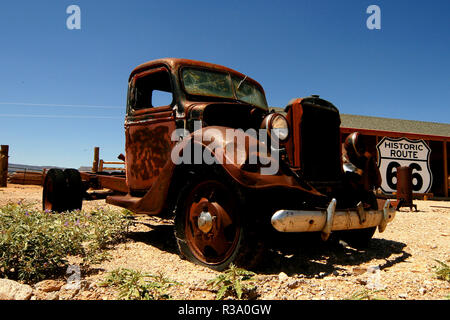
[376,137,432,194]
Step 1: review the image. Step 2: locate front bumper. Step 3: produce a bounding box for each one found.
[271,198,396,241]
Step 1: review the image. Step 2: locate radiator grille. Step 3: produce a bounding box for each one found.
[299,100,342,183]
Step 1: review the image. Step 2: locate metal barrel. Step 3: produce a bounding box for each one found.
[396,166,413,206]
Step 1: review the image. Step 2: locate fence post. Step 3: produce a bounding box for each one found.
[92,147,99,173]
[0,145,9,187]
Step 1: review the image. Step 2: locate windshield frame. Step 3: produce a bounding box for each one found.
[179,66,268,110]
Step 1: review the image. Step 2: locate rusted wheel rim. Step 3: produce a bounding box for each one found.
[184,180,240,265]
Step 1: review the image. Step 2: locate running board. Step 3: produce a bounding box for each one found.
[106,194,141,210]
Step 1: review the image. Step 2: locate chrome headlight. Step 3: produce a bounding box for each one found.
[262,113,289,143]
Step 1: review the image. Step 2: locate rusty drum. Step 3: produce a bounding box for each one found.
[396,166,417,211]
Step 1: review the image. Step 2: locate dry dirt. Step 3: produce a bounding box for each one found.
[1,183,449,300]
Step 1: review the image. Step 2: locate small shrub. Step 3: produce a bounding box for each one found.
[206,264,256,300]
[99,268,180,300]
[344,288,385,300]
[433,259,450,282]
[0,203,130,283]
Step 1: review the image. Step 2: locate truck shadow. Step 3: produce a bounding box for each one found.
[125,219,410,278]
[255,232,411,278]
[127,222,179,254]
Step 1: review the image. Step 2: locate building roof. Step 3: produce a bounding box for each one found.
[340,114,450,139]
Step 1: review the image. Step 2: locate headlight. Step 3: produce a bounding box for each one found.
[262,113,289,143]
[271,114,289,141]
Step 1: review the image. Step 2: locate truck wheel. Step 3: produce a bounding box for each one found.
[335,193,378,248]
[336,227,377,249]
[42,168,68,212]
[64,169,83,211]
[173,168,264,271]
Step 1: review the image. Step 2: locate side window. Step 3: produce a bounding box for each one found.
[128,68,174,112]
[152,89,173,107]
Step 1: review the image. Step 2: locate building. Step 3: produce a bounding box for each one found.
[340,114,450,197]
[273,106,449,198]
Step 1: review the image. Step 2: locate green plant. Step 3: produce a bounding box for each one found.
[433,259,450,282]
[99,268,180,300]
[0,203,130,283]
[206,263,256,300]
[344,288,385,300]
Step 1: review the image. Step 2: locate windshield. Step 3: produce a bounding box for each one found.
[231,76,268,109]
[181,67,268,109]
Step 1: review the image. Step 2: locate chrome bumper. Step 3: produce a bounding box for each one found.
[271,199,396,241]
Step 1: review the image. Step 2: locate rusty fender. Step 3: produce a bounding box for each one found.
[171,126,323,195]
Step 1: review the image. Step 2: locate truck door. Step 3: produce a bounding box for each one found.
[125,66,176,193]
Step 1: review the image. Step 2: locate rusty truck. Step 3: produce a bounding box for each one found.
[43,58,396,270]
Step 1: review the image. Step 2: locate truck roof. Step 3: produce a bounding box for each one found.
[129,58,264,92]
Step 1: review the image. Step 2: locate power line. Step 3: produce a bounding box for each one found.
[0,114,122,119]
[0,102,123,109]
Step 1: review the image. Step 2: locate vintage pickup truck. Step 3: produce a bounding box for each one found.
[43,58,396,270]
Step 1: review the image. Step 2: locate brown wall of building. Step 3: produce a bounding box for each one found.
[429,140,444,196]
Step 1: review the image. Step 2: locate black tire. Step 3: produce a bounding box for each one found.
[336,226,377,249]
[335,192,378,248]
[64,169,83,211]
[42,168,68,212]
[173,166,264,271]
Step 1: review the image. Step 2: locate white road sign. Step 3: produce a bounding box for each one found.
[376,137,432,194]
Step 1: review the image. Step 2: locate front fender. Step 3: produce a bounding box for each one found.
[172,126,323,196]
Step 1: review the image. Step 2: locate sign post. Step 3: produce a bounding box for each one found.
[376,137,432,194]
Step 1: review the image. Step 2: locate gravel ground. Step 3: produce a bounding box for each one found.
[1,184,449,300]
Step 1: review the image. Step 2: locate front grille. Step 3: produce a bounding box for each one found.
[299,99,342,183]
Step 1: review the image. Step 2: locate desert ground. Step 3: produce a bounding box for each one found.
[0,183,449,300]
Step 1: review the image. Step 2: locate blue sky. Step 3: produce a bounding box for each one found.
[0,0,449,168]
